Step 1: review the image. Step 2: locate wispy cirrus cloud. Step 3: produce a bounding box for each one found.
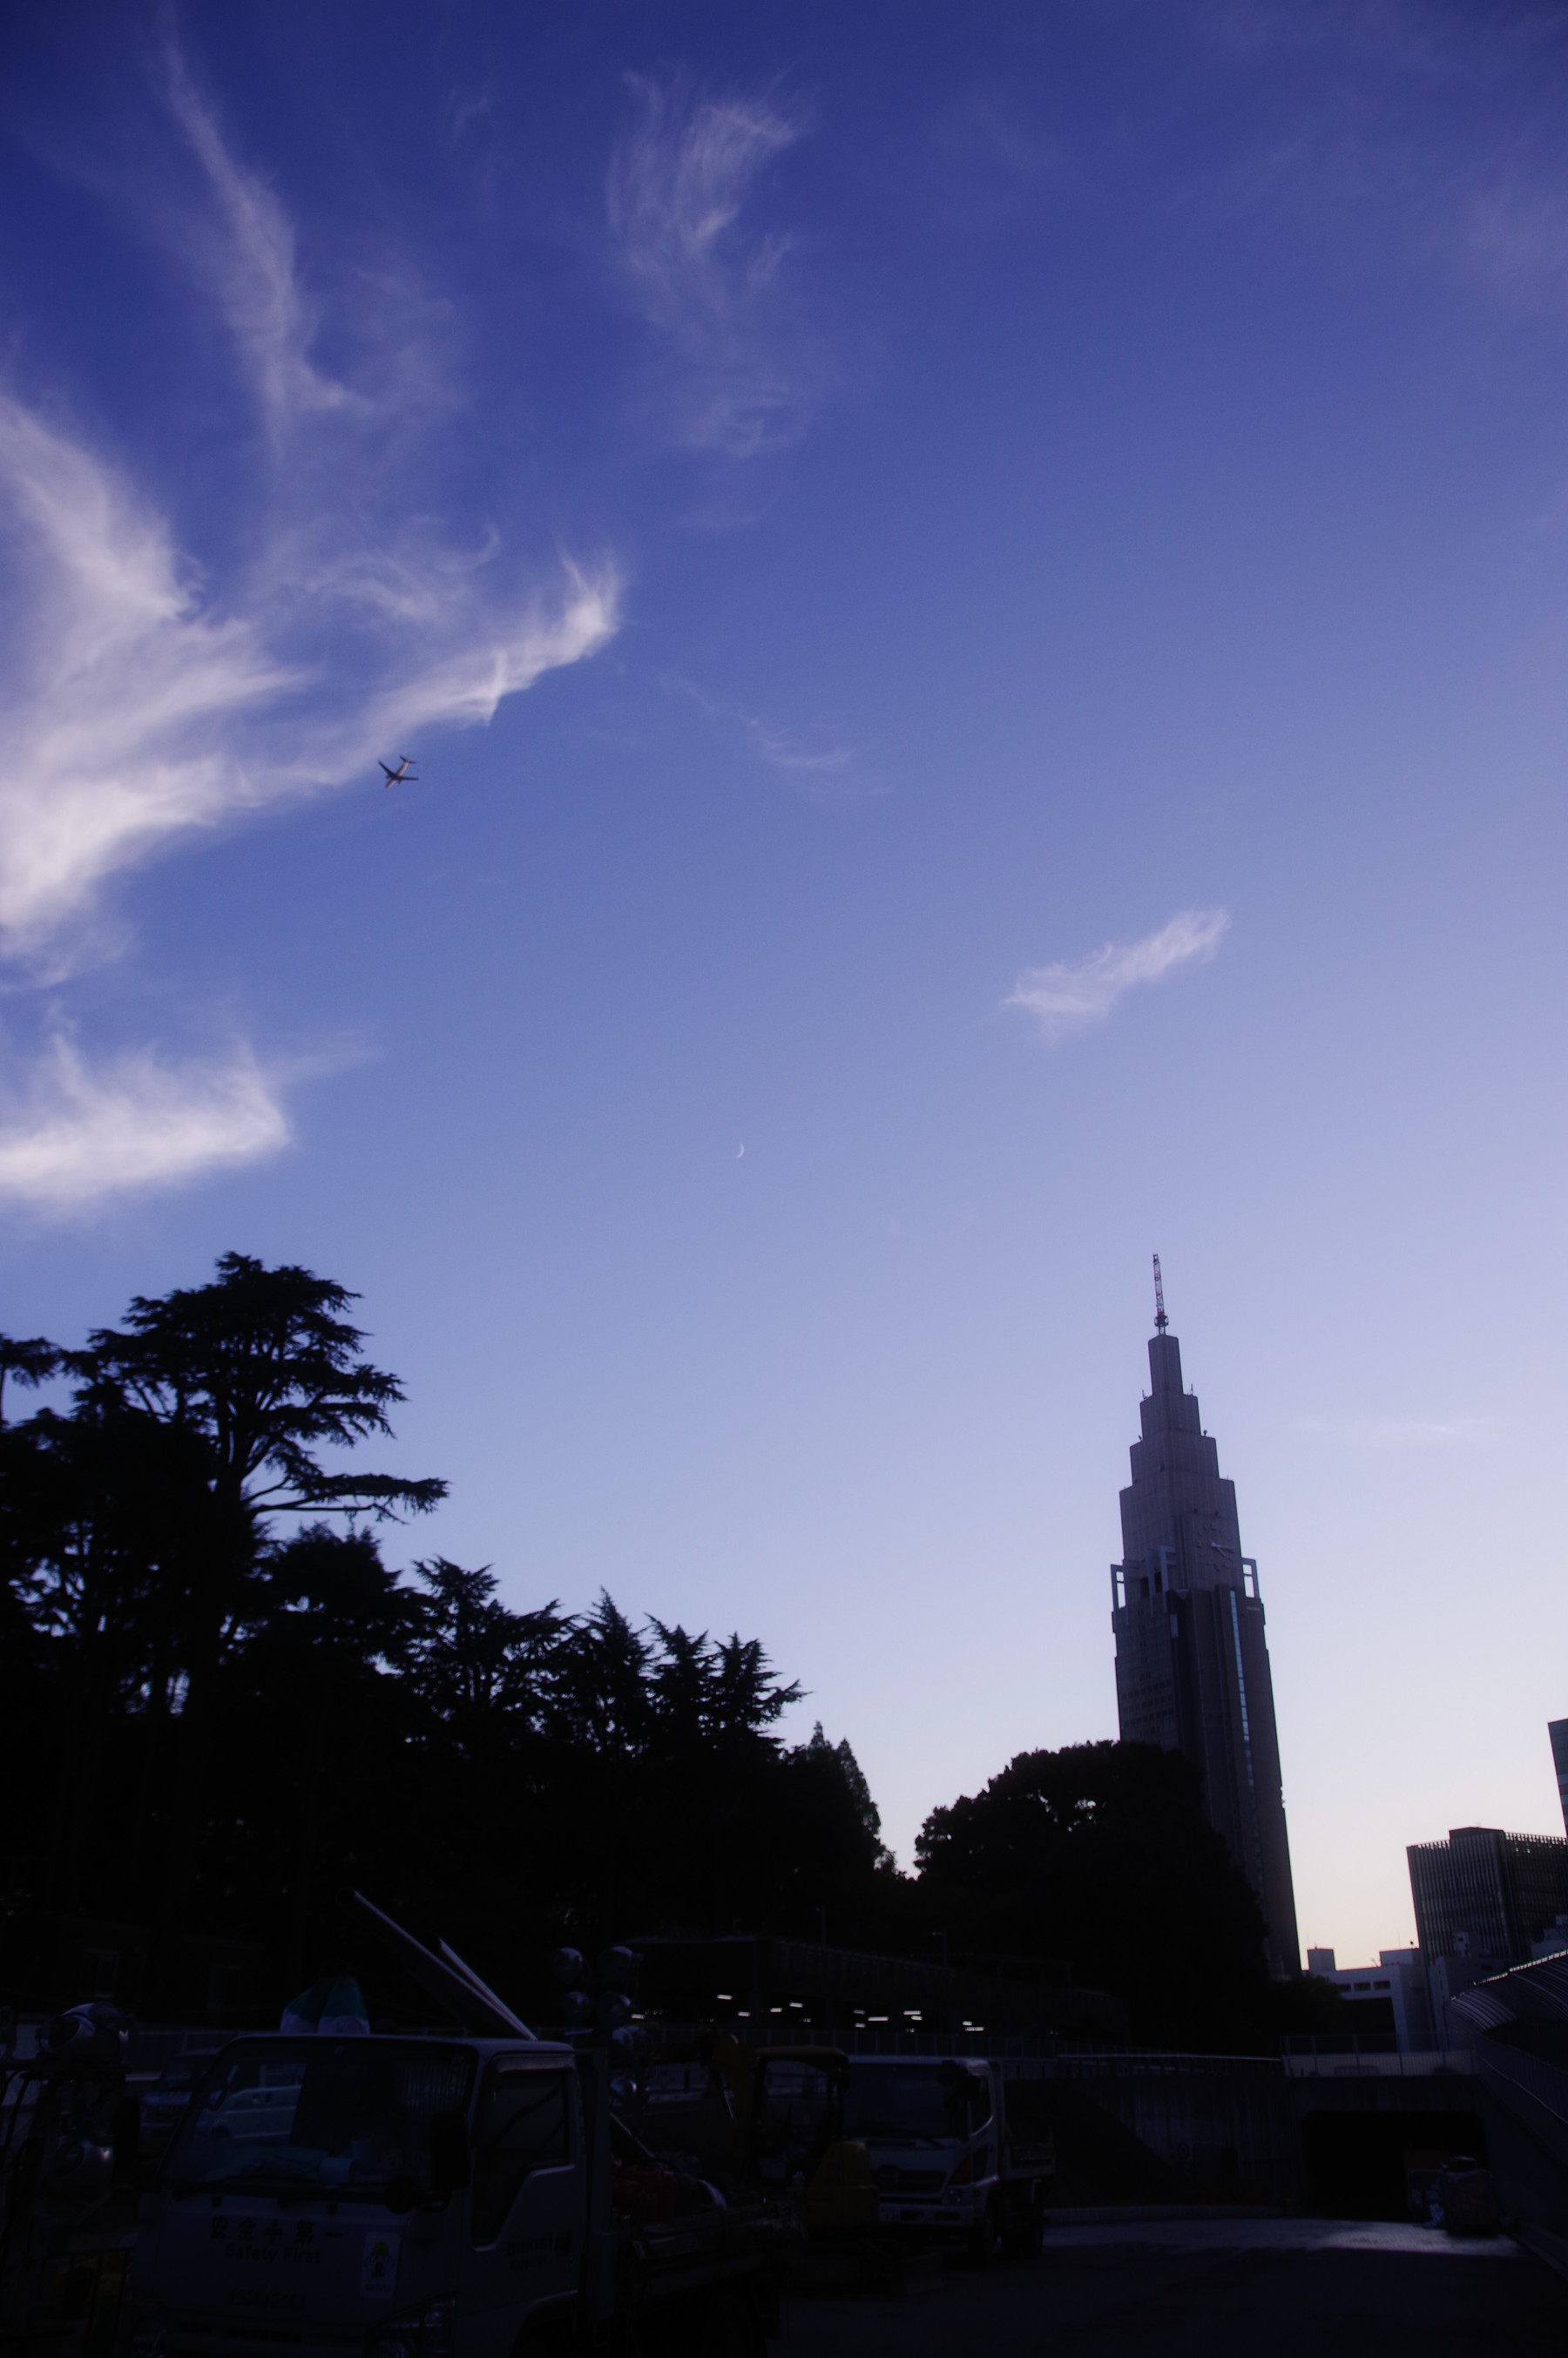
[0,390,618,963]
[666,673,873,807]
[740,712,861,796]
[1187,4,1568,326]
[0,44,619,1212]
[0,1031,289,1213]
[160,40,351,435]
[606,75,824,457]
[1005,909,1229,1041]
[0,393,290,956]
[1292,1413,1500,1451]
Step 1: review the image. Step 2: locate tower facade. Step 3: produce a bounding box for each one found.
[1549,1720,1568,1839]
[1110,1318,1301,1978]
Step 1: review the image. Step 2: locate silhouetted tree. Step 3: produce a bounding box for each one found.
[916,1741,1270,2047]
[2,1255,953,2022]
[552,1592,652,1755]
[71,1255,443,1643]
[410,1559,567,1752]
[55,1254,443,1994]
[0,1333,61,1426]
[232,1526,424,1983]
[0,1396,211,1912]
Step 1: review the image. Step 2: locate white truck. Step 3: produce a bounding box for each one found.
[124,1904,782,2358]
[834,2055,1053,2262]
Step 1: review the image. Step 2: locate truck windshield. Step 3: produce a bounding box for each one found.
[166,2039,476,2197]
[754,2060,835,2178]
[842,2064,983,2142]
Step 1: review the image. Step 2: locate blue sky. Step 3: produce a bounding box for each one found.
[3,2,1568,1965]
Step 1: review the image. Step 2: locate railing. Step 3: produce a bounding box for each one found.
[1476,2040,1568,2140]
[1285,2031,1396,2056]
[843,2037,1289,2079]
[848,2030,1058,2059]
[1281,2037,1475,2079]
[1057,2051,1283,2082]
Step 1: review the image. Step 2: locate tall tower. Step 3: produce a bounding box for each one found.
[1110,1276,1300,1977]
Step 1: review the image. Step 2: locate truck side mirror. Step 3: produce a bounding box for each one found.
[428,2111,471,2198]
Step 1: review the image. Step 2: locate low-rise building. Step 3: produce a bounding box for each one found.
[1303,1945,1434,2051]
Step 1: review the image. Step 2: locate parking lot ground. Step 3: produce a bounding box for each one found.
[782,2216,1568,2357]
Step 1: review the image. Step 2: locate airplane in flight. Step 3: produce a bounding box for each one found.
[378,755,419,787]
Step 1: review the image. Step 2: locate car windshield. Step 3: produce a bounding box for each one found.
[842,2064,978,2143]
[166,2040,475,2196]
[156,2058,199,2092]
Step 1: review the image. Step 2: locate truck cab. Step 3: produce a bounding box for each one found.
[748,2053,1051,2265]
[128,2034,585,2358]
[841,2057,1001,2255]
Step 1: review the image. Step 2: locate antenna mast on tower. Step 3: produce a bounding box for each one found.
[1152,1253,1167,1333]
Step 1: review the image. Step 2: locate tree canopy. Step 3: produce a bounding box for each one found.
[0,1256,889,2016]
[0,1333,61,1425]
[73,1250,446,1532]
[916,1741,1273,2047]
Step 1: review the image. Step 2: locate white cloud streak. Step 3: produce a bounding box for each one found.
[737,711,855,781]
[606,77,821,456]
[666,673,874,807]
[0,50,619,961]
[161,42,350,435]
[0,45,621,1210]
[0,395,290,953]
[0,1033,289,1212]
[1006,909,1230,1041]
[1292,1413,1500,1451]
[0,392,618,959]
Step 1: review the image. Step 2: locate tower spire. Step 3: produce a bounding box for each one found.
[1108,1301,1301,1978]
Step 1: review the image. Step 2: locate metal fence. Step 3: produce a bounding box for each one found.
[843,2034,1292,2080]
[1281,2037,1476,2080]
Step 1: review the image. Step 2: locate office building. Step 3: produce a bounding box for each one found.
[1406,1825,1568,1971]
[1109,1291,1300,1978]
